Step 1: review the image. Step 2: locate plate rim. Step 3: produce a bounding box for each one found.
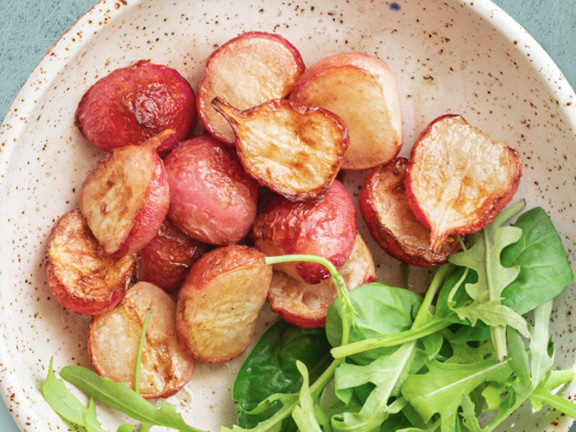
[1,0,576,430]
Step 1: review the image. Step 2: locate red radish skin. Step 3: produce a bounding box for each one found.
[164,134,259,246]
[250,179,357,285]
[76,60,197,155]
[137,218,206,292]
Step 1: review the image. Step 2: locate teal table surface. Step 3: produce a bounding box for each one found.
[1,0,575,431]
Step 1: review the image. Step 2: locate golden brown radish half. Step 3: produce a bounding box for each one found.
[360,158,461,267]
[197,31,305,145]
[176,245,272,364]
[405,115,522,251]
[88,281,195,399]
[212,97,349,201]
[46,209,136,316]
[290,52,403,170]
[137,218,206,292]
[267,234,376,329]
[79,132,170,258]
[249,179,357,285]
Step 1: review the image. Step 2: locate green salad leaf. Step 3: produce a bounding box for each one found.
[232,319,332,431]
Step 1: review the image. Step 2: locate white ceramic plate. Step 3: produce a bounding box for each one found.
[1,0,576,431]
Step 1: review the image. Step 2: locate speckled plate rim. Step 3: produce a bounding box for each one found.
[1,0,576,431]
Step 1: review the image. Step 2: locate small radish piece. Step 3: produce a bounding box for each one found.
[46,209,136,316]
[197,31,305,145]
[79,131,170,258]
[76,60,196,155]
[212,98,349,201]
[268,234,376,329]
[137,218,206,292]
[176,245,272,364]
[88,281,195,399]
[290,52,403,170]
[405,115,522,251]
[360,158,461,267]
[249,179,357,285]
[164,134,259,246]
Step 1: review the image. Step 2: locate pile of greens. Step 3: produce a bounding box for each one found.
[43,201,576,432]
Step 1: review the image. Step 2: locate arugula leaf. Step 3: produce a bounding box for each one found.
[332,342,414,432]
[401,356,513,430]
[292,361,327,432]
[59,365,205,432]
[42,357,107,432]
[448,200,526,360]
[501,207,575,314]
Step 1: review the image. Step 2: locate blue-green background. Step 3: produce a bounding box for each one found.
[0,0,575,430]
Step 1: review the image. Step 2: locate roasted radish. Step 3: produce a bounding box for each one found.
[212,98,349,201]
[289,52,403,170]
[176,245,272,364]
[360,158,461,267]
[405,115,522,250]
[268,234,376,329]
[164,134,259,246]
[46,209,136,316]
[197,31,305,145]
[79,132,171,258]
[76,60,196,155]
[137,218,206,292]
[249,179,357,285]
[88,281,195,399]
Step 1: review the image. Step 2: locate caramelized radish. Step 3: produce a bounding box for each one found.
[405,115,522,250]
[79,132,171,258]
[197,31,305,145]
[76,60,196,155]
[249,179,357,285]
[212,97,349,201]
[88,281,195,399]
[46,209,136,315]
[176,245,272,364]
[164,134,259,246]
[137,218,206,292]
[290,52,403,170]
[360,158,461,267]
[267,234,376,329]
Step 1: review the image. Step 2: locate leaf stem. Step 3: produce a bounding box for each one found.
[264,254,355,347]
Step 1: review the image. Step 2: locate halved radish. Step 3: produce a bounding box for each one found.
[405,115,522,251]
[88,281,195,399]
[289,52,403,170]
[176,245,272,364]
[46,209,136,316]
[360,158,461,267]
[267,234,376,329]
[197,31,305,145]
[212,98,349,201]
[79,132,170,258]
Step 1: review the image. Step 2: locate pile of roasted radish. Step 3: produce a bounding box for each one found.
[45,31,523,401]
